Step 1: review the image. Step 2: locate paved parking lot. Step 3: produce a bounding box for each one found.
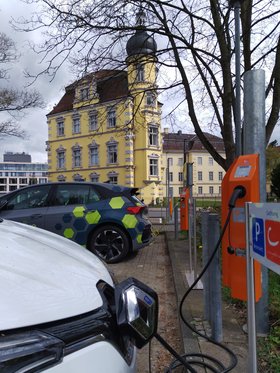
[108,233,183,372]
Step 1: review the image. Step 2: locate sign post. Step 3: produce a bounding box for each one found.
[246,202,280,372]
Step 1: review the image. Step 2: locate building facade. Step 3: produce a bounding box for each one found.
[0,152,48,196]
[46,15,163,204]
[162,131,225,199]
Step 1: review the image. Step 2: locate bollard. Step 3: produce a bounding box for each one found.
[174,204,179,240]
[201,212,223,342]
[201,211,210,321]
[208,214,223,342]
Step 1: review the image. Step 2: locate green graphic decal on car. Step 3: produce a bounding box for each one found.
[109,197,125,209]
[64,227,75,239]
[85,210,101,224]
[122,214,138,229]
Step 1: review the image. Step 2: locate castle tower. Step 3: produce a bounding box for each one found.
[126,10,163,203]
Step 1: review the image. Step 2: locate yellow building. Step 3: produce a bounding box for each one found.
[162,130,225,199]
[46,15,163,204]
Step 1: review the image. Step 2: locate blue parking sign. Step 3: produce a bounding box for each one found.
[252,218,265,256]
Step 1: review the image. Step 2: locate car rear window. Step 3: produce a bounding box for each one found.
[54,185,100,206]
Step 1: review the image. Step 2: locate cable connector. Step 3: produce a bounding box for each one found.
[228,185,246,208]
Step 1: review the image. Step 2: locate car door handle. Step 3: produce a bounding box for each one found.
[30,214,43,219]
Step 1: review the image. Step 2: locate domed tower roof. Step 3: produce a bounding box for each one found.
[126,10,157,57]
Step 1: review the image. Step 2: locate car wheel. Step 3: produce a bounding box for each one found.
[89,225,130,263]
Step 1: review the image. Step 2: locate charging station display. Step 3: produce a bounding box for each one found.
[221,154,262,301]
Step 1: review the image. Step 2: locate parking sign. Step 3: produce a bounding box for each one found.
[248,203,280,275]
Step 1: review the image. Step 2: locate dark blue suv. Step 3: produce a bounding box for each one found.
[0,182,152,263]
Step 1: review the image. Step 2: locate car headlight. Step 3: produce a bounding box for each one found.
[0,330,64,372]
[114,277,158,349]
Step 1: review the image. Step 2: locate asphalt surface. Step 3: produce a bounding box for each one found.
[109,224,248,372]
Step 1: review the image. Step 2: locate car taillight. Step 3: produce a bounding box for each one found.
[0,331,64,372]
[126,206,145,215]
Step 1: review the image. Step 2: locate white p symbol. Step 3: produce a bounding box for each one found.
[255,222,261,242]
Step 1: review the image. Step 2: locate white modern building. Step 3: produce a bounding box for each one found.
[0,152,48,196]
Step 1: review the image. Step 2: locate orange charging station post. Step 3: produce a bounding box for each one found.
[221,154,262,301]
[180,188,190,231]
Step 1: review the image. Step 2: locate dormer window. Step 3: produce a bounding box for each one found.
[80,87,89,100]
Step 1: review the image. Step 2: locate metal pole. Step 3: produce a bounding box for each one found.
[245,203,258,372]
[202,211,210,321]
[208,214,223,342]
[233,1,242,156]
[243,69,269,335]
[174,204,178,240]
[188,197,193,272]
[193,198,197,281]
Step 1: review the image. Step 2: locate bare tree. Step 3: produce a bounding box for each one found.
[15,0,280,169]
[0,32,44,139]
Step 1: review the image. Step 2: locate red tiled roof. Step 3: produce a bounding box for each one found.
[47,70,129,116]
[163,131,224,152]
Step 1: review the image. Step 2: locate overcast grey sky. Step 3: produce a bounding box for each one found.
[0,0,75,163]
[0,0,279,164]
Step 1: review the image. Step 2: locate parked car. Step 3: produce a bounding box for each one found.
[0,182,152,263]
[0,218,158,372]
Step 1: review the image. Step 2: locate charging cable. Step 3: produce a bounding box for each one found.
[157,186,246,372]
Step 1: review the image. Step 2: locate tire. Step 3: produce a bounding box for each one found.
[89,225,130,264]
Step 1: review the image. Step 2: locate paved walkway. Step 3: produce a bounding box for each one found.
[164,228,249,372]
[109,225,248,372]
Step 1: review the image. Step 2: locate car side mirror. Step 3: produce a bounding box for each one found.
[114,277,158,349]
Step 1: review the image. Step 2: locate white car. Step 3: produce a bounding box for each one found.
[0,219,158,372]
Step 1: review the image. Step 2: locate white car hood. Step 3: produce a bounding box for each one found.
[0,219,113,331]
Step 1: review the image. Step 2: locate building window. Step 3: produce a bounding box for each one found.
[178,172,183,182]
[136,64,144,82]
[80,87,89,100]
[57,175,66,182]
[219,171,223,181]
[72,116,80,134]
[89,111,98,131]
[198,186,203,195]
[167,158,173,166]
[72,146,82,168]
[150,158,158,176]
[209,186,214,194]
[149,125,158,146]
[89,147,99,166]
[198,171,203,181]
[107,143,118,164]
[179,187,184,195]
[209,171,213,181]
[90,173,99,183]
[178,158,183,166]
[107,172,118,184]
[146,92,156,106]
[57,121,64,136]
[57,150,65,169]
[89,143,99,166]
[208,157,214,166]
[219,186,221,194]
[169,172,173,182]
[107,108,116,128]
[197,156,202,165]
[108,175,118,184]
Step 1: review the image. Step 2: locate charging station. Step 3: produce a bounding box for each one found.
[180,187,190,231]
[221,154,262,301]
